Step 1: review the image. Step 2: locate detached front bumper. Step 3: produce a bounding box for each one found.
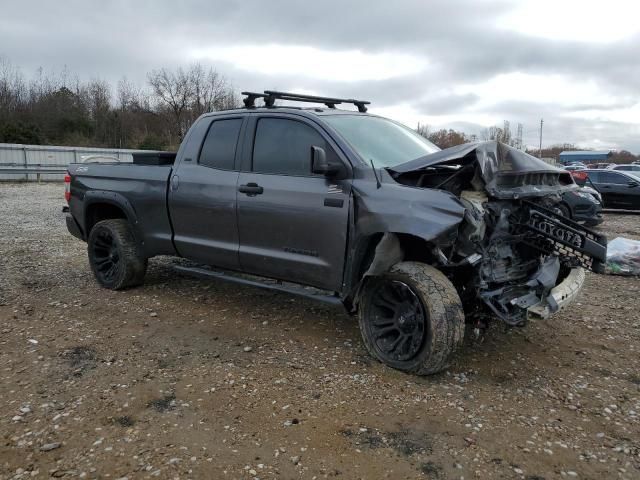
[527,267,585,319]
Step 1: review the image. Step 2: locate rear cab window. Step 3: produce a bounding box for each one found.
[199,118,243,170]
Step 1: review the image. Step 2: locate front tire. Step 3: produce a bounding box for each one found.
[358,262,465,375]
[555,203,571,219]
[87,219,147,290]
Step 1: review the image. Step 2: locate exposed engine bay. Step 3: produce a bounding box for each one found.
[388,141,607,326]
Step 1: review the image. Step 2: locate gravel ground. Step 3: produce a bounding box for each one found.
[1,182,639,480]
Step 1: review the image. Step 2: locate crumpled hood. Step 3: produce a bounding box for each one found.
[389,141,577,199]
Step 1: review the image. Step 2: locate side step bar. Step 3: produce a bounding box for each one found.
[173,265,344,307]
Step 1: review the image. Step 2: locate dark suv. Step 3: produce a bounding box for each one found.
[65,91,606,375]
[584,169,640,209]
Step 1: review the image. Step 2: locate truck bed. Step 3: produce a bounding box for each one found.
[67,162,176,257]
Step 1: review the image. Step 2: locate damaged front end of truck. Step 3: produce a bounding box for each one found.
[386,141,607,327]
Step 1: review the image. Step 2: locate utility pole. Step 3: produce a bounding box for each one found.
[539,119,544,159]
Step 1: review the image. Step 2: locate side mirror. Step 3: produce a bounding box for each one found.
[311,146,341,177]
[628,181,639,187]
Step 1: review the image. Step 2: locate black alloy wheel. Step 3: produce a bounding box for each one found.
[367,280,428,363]
[87,219,147,290]
[358,262,465,375]
[91,229,121,284]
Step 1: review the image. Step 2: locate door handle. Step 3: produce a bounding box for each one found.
[170,175,180,191]
[238,182,264,196]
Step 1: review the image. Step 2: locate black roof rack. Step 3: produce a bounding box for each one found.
[241,90,370,113]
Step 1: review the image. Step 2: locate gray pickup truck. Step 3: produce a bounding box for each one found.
[65,91,607,375]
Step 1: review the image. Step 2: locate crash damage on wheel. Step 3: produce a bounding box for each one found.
[382,141,608,327]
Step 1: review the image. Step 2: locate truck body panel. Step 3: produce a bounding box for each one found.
[67,163,175,256]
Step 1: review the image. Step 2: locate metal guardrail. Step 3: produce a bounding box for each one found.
[0,143,155,182]
[0,164,67,180]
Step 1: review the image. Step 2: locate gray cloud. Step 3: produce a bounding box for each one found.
[1,0,639,152]
[417,93,480,115]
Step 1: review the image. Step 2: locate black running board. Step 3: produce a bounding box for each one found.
[173,265,344,307]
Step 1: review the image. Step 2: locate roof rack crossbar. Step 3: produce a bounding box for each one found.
[241,90,370,112]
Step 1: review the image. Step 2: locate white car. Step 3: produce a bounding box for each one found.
[609,164,640,173]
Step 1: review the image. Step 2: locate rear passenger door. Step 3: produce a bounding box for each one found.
[169,115,245,270]
[236,114,351,291]
[594,171,636,208]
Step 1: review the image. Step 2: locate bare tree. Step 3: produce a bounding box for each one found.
[189,63,238,120]
[82,78,112,144]
[416,123,472,149]
[147,64,240,142]
[147,67,194,140]
[0,57,26,114]
[481,121,518,146]
[416,122,430,139]
[117,76,139,111]
[0,56,244,149]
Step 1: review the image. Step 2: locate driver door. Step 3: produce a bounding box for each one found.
[236,114,351,291]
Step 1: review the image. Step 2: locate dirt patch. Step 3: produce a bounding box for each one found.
[147,393,176,413]
[59,346,97,376]
[342,427,432,456]
[113,415,135,427]
[420,461,443,478]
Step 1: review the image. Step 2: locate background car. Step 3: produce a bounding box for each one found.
[567,168,589,183]
[609,164,640,173]
[584,169,640,209]
[581,185,603,204]
[564,164,586,171]
[592,162,615,169]
[559,188,603,226]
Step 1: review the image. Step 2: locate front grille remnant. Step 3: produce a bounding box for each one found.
[516,201,607,272]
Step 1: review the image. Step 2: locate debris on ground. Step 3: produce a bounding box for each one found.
[606,236,640,275]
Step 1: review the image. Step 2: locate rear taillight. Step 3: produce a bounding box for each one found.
[570,171,588,184]
[64,173,71,202]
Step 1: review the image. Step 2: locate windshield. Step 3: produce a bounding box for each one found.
[323,114,440,168]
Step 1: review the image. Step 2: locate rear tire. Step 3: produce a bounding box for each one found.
[87,219,147,290]
[358,262,465,375]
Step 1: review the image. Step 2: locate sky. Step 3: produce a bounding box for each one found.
[2,0,640,152]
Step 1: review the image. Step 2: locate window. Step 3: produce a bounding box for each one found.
[252,118,330,175]
[600,172,627,184]
[586,171,599,183]
[324,114,439,168]
[199,118,243,170]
